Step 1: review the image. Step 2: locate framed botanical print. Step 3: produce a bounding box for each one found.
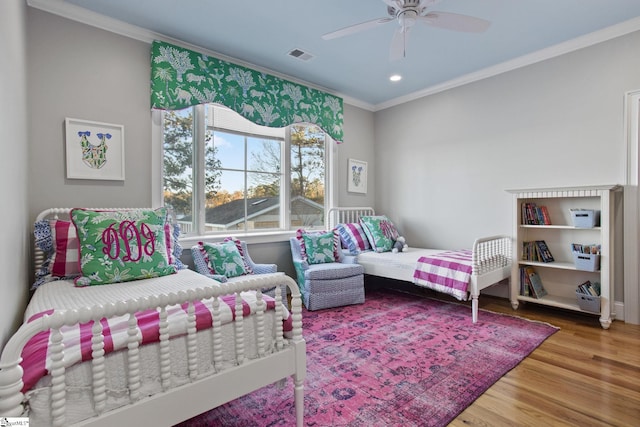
[65,118,125,180]
[347,159,367,194]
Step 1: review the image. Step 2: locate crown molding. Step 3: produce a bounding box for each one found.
[27,0,640,113]
[25,0,368,108]
[373,16,640,111]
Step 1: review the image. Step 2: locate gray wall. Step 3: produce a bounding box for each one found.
[374,31,640,303]
[28,8,154,219]
[339,104,376,209]
[23,9,375,295]
[0,0,29,351]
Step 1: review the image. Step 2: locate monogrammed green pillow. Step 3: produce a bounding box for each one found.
[71,208,177,286]
[202,241,247,278]
[359,215,399,253]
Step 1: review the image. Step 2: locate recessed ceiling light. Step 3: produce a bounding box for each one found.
[389,74,402,82]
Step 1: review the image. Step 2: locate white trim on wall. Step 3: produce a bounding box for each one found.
[623,90,640,324]
[151,110,163,208]
[25,0,372,110]
[26,0,640,113]
[626,90,640,186]
[375,17,640,111]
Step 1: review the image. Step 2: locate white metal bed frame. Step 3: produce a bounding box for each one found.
[0,208,306,426]
[327,207,512,323]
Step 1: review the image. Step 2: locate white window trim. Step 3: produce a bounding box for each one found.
[151,108,337,245]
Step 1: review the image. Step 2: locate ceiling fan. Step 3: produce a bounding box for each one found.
[321,0,490,61]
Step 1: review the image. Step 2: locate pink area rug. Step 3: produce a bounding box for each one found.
[178,290,558,427]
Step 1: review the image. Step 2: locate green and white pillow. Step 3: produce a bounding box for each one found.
[301,230,339,265]
[359,215,399,253]
[71,208,177,286]
[200,241,248,278]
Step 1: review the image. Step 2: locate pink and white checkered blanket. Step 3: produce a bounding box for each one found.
[20,293,292,393]
[413,250,473,301]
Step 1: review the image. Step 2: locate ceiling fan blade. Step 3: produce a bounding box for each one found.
[322,17,393,40]
[381,0,401,8]
[419,11,490,33]
[389,27,409,61]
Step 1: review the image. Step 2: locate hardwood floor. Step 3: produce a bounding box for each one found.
[447,295,640,427]
[363,277,639,426]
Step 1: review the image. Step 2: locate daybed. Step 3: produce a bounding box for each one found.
[327,207,512,323]
[0,208,305,427]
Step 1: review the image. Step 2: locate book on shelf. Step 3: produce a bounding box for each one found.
[523,266,547,298]
[521,202,552,225]
[521,240,554,263]
[519,267,530,296]
[540,206,552,225]
[535,240,554,262]
[577,280,600,296]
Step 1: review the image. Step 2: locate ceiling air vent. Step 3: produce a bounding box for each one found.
[288,48,314,61]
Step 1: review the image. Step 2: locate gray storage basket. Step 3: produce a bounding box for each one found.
[576,290,600,313]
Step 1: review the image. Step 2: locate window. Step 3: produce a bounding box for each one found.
[162,104,333,236]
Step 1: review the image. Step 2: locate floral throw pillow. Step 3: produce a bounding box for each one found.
[71,208,177,286]
[359,215,399,253]
[301,230,340,265]
[200,241,248,278]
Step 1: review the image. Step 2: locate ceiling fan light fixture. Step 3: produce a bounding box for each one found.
[398,9,418,28]
[389,74,402,82]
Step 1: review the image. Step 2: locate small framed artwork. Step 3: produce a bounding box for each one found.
[347,158,367,194]
[65,117,125,180]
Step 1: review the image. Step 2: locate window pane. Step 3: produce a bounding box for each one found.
[248,137,280,173]
[213,131,245,171]
[163,108,194,234]
[206,104,285,232]
[207,170,246,232]
[247,172,281,230]
[290,124,326,228]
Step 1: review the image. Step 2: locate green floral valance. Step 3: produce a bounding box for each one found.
[150,40,344,142]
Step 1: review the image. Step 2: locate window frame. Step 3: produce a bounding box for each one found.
[151,107,337,245]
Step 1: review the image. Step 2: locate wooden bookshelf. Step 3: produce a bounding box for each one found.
[506,185,622,329]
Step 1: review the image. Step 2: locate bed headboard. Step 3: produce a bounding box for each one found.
[326,207,375,229]
[33,207,156,276]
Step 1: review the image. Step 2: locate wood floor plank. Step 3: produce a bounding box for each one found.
[449,294,640,426]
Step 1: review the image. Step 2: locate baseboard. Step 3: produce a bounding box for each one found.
[614,301,625,322]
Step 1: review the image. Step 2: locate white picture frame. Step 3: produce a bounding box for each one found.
[347,158,367,194]
[65,117,125,180]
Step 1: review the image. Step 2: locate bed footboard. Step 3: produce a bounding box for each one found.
[471,235,512,276]
[0,274,305,427]
[469,235,512,322]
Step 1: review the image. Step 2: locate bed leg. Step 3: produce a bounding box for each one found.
[294,377,304,427]
[472,296,478,323]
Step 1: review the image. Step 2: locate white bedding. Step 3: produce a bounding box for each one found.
[26,269,235,320]
[356,248,445,282]
[23,269,287,426]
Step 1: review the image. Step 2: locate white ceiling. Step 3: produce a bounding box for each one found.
[30,0,640,110]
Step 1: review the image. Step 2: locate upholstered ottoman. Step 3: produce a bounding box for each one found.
[301,263,365,310]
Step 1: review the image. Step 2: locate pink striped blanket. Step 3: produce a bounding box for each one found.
[20,293,292,393]
[413,250,473,301]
